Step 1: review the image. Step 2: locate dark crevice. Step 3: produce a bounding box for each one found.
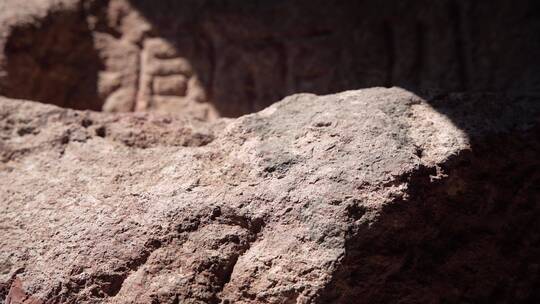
[0,267,25,301]
[1,8,104,111]
[413,22,425,88]
[383,21,395,88]
[449,0,469,91]
[54,238,163,300]
[211,214,266,303]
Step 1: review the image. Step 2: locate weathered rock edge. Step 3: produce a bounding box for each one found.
[1,87,539,303]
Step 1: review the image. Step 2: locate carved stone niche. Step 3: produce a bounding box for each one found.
[1,0,539,120]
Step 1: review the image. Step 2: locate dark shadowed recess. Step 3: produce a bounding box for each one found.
[1,6,104,111]
[315,94,540,303]
[128,0,540,117]
[2,0,540,116]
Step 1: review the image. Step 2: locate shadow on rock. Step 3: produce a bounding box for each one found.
[317,93,540,303]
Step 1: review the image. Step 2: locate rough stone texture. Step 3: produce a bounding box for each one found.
[1,1,540,303]
[1,0,539,118]
[1,88,539,303]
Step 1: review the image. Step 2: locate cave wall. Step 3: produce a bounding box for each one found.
[0,0,539,118]
[0,5,103,111]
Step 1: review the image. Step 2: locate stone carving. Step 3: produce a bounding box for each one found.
[1,0,539,118]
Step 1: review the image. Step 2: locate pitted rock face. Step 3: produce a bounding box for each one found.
[1,88,539,303]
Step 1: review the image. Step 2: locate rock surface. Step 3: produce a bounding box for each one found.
[1,0,539,118]
[1,88,539,303]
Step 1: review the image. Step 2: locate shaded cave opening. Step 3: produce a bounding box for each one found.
[1,0,538,119]
[1,8,104,111]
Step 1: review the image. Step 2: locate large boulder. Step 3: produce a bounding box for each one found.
[1,88,539,303]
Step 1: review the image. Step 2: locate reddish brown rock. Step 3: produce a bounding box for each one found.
[1,88,539,303]
[1,1,539,303]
